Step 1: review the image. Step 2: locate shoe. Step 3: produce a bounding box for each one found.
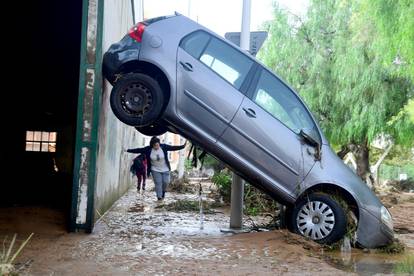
[162,191,165,198]
[157,197,162,201]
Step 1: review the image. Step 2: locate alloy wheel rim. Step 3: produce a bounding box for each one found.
[296,200,335,240]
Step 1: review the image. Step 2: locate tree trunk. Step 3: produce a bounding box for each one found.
[337,145,350,159]
[371,143,393,185]
[349,142,375,189]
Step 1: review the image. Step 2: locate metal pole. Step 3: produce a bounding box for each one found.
[177,137,186,179]
[187,0,191,18]
[230,174,244,229]
[230,0,251,230]
[240,0,251,51]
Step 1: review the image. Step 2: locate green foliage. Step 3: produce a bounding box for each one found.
[356,0,414,82]
[379,164,414,180]
[394,254,414,274]
[378,239,405,254]
[184,159,193,171]
[258,0,414,149]
[371,145,414,180]
[202,154,225,171]
[406,99,414,123]
[212,170,279,215]
[371,145,414,167]
[244,184,278,216]
[212,170,232,202]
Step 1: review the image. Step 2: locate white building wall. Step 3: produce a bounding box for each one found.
[94,0,144,218]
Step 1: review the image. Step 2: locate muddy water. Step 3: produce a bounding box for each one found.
[323,248,411,275]
[323,191,414,275]
[3,181,413,275]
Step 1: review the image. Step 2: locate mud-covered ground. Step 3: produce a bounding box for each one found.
[1,179,413,275]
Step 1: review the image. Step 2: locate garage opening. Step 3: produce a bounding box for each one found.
[0,0,83,234]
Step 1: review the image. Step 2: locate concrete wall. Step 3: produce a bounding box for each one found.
[94,0,144,218]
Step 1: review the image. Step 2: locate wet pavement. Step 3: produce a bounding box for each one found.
[2,180,413,275]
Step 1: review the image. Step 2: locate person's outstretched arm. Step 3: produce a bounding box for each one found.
[164,141,187,151]
[125,146,147,154]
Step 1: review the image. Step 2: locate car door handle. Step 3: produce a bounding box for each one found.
[179,61,193,72]
[242,107,256,118]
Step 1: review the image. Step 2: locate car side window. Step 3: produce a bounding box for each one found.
[199,38,253,89]
[180,31,210,59]
[252,69,319,138]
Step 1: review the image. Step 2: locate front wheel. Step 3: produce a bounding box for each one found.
[291,193,347,244]
[110,73,164,126]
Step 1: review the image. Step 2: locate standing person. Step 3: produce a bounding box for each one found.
[125,136,186,200]
[131,154,147,192]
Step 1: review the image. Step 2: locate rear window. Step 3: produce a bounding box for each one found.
[143,15,176,25]
[199,38,253,89]
[180,31,254,90]
[180,31,210,59]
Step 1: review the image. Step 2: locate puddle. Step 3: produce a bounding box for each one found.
[128,203,144,213]
[323,249,411,275]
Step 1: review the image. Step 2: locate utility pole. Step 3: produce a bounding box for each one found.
[230,0,251,230]
[177,136,186,179]
[187,0,191,19]
[177,0,192,180]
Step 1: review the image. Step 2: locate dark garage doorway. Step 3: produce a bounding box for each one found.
[0,0,83,234]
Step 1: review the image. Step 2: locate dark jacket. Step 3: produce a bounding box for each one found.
[127,144,185,176]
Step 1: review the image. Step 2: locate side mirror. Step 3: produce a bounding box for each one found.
[299,128,321,160]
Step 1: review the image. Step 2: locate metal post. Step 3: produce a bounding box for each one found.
[240,0,251,51]
[187,0,192,18]
[177,137,186,179]
[230,174,244,229]
[230,0,251,230]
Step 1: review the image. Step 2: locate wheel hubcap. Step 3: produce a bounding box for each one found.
[296,200,335,240]
[120,83,152,117]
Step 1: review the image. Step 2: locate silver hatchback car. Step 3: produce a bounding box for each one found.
[103,14,393,248]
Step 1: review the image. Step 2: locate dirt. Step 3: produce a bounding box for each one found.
[382,192,414,251]
[1,180,413,275]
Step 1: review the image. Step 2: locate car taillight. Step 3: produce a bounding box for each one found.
[129,22,146,42]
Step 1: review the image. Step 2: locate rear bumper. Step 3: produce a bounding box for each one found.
[356,207,394,248]
[102,35,141,85]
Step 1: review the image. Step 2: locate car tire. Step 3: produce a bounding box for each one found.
[283,205,294,231]
[110,73,164,126]
[291,193,347,244]
[135,121,168,136]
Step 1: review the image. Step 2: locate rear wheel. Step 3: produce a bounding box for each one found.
[291,193,347,244]
[110,73,164,126]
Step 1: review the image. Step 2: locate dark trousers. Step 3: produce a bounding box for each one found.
[136,171,146,190]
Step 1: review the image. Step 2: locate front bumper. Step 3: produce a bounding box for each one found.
[356,207,394,248]
[102,35,141,84]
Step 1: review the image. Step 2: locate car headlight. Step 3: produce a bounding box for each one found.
[381,206,393,230]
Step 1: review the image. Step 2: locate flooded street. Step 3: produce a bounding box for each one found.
[2,179,413,275]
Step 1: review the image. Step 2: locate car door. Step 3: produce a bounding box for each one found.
[219,67,320,195]
[176,31,254,143]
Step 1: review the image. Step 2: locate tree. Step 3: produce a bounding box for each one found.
[355,0,414,82]
[258,0,414,185]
